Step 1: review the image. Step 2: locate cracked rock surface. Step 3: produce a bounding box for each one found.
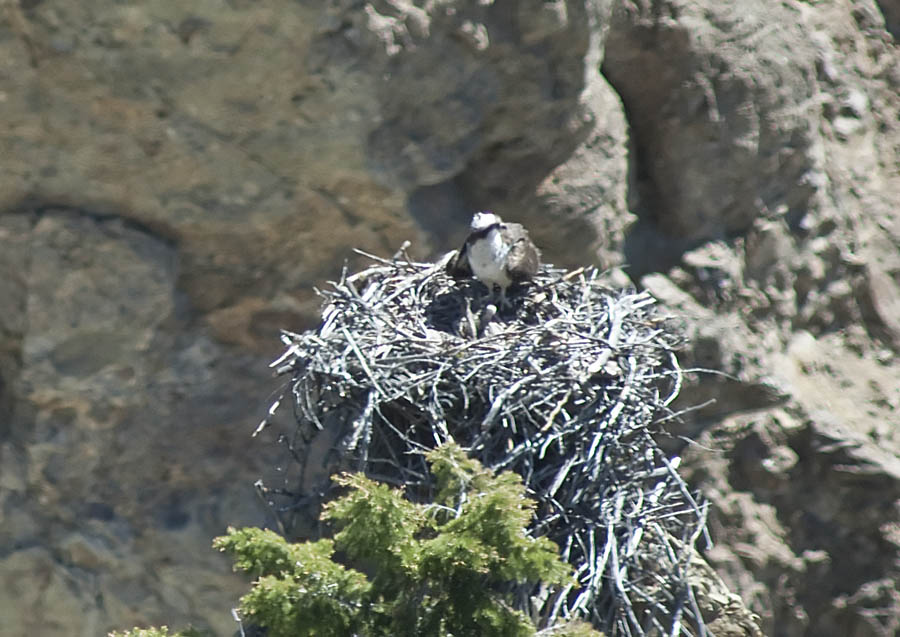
[0,1,898,635]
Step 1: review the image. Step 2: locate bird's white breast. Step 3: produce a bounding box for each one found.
[468,229,511,288]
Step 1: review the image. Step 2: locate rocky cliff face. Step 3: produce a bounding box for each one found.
[0,1,897,635]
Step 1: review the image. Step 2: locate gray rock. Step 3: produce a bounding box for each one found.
[1,0,899,635]
[604,0,822,247]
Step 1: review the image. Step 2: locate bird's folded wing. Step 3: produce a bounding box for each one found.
[445,245,473,279]
[504,228,540,282]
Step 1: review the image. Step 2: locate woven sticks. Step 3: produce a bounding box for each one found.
[258,251,709,636]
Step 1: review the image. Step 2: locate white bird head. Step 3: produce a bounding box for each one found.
[470,211,501,231]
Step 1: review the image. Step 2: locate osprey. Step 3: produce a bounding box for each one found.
[447,212,540,306]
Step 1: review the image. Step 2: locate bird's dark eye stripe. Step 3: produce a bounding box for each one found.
[468,224,501,241]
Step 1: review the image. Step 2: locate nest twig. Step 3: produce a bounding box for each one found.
[257,248,710,636]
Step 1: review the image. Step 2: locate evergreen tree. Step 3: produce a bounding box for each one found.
[112,443,602,637]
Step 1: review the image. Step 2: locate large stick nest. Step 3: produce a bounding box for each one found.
[259,248,710,636]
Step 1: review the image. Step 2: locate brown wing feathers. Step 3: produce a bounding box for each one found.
[446,243,472,279]
[502,223,540,282]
